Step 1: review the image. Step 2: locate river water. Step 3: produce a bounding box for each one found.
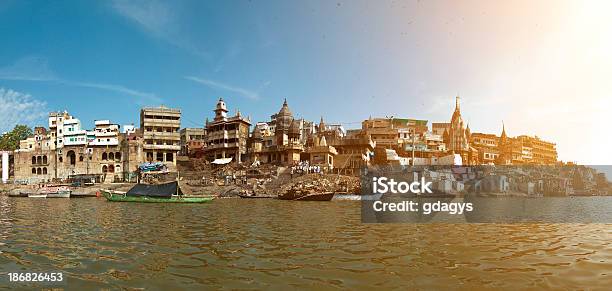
[0,197,610,290]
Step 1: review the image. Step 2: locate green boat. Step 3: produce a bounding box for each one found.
[101,181,214,203]
[101,190,214,203]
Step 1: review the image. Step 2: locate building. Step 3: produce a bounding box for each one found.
[445,96,477,165]
[471,132,500,164]
[516,135,557,164]
[331,131,375,175]
[13,111,131,183]
[180,128,205,156]
[304,136,337,171]
[140,106,181,167]
[203,98,251,164]
[432,122,450,136]
[248,99,304,165]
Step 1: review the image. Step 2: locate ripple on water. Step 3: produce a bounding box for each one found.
[0,197,611,289]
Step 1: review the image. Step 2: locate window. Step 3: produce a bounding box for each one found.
[79,156,84,162]
[102,152,107,160]
[32,168,36,174]
[32,156,36,165]
[43,168,47,175]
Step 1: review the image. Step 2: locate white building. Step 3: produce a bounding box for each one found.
[89,120,120,146]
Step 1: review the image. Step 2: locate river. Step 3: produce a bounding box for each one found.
[0,197,610,289]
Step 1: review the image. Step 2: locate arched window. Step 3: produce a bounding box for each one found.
[79,155,84,162]
[32,168,36,174]
[43,167,47,175]
[32,156,36,165]
[102,165,108,173]
[67,150,76,166]
[115,152,121,161]
[102,152,108,160]
[36,168,41,175]
[36,156,42,165]
[43,155,47,164]
[109,152,115,160]
[108,165,115,173]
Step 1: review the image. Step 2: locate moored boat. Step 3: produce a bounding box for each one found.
[27,193,47,198]
[238,193,275,199]
[41,185,72,198]
[278,191,335,201]
[101,190,213,203]
[101,181,213,203]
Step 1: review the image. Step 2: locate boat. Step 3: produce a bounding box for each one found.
[294,192,335,201]
[101,181,213,203]
[27,193,47,198]
[278,191,335,201]
[238,193,275,199]
[41,185,72,198]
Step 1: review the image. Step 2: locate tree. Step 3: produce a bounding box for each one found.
[0,125,33,151]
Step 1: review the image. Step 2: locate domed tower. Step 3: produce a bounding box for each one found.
[214,98,228,121]
[275,98,293,132]
[289,118,301,142]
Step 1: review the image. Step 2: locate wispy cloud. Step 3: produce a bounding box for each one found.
[63,81,163,105]
[0,56,163,104]
[0,88,48,133]
[111,0,210,59]
[186,76,263,100]
[0,56,57,81]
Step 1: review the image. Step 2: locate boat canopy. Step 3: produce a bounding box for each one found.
[211,157,233,165]
[126,181,183,197]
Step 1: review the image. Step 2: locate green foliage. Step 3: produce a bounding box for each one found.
[0,125,33,151]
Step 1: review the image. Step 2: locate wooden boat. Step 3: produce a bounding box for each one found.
[238,193,275,199]
[101,181,213,203]
[101,190,213,203]
[294,192,335,201]
[42,186,72,198]
[278,192,335,201]
[27,193,47,198]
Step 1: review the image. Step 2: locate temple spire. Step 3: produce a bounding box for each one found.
[455,95,460,112]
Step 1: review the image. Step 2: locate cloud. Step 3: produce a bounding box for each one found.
[0,56,163,104]
[0,56,57,81]
[111,0,210,59]
[186,76,261,100]
[63,81,163,105]
[0,88,48,133]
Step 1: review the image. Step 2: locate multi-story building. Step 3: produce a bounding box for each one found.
[471,132,500,164]
[203,98,251,163]
[516,135,557,164]
[13,112,131,183]
[361,117,428,150]
[140,106,181,167]
[331,131,375,175]
[180,128,206,156]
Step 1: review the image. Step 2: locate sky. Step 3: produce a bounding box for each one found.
[0,0,610,164]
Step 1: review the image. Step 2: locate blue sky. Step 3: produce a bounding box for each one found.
[0,0,611,164]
